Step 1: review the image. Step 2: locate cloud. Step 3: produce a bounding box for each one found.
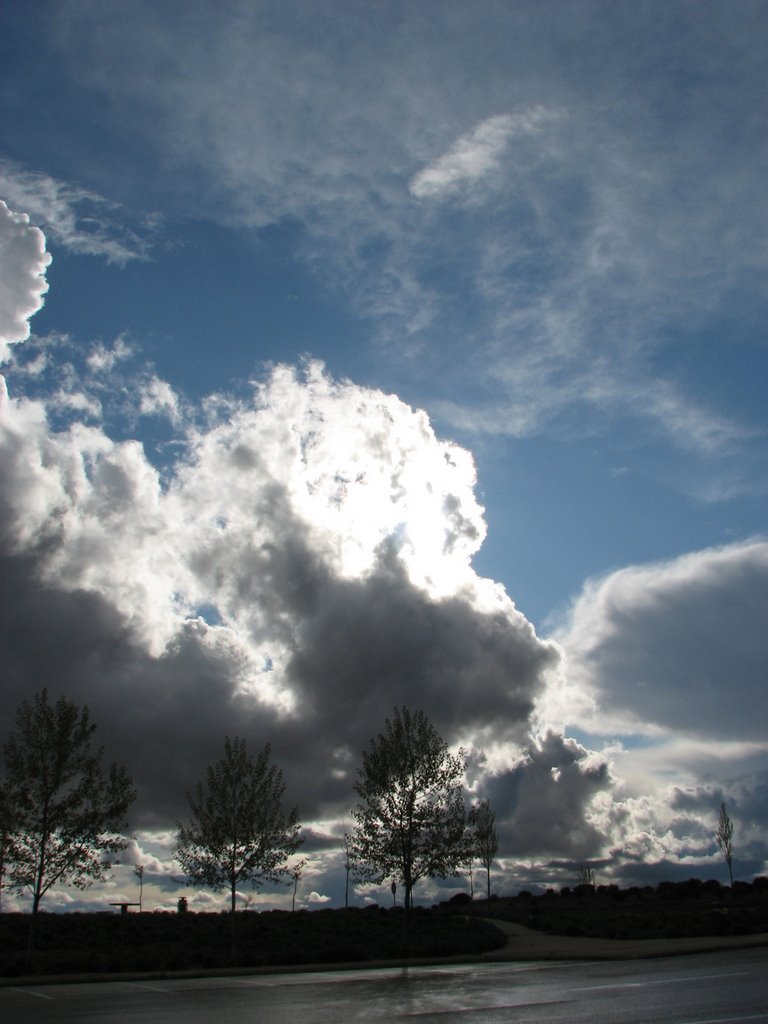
[0,356,560,832]
[305,891,332,904]
[0,200,51,357]
[410,109,556,199]
[531,539,768,880]
[4,1,766,895]
[38,2,768,463]
[483,730,612,861]
[0,160,157,265]
[553,540,768,744]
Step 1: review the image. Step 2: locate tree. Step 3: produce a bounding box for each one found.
[0,779,18,914]
[290,857,307,912]
[340,826,353,908]
[469,799,498,902]
[577,863,596,888]
[134,863,144,912]
[351,707,467,921]
[176,737,302,915]
[2,690,135,954]
[716,800,734,886]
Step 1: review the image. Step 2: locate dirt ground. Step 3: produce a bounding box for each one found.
[480,918,768,961]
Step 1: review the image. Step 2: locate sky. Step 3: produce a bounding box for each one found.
[1,0,767,913]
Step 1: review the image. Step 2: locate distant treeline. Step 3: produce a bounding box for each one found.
[477,875,768,940]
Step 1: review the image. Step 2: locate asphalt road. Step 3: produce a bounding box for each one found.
[2,948,768,1024]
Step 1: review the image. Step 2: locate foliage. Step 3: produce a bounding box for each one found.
[0,779,18,913]
[469,799,498,901]
[176,737,302,914]
[341,828,353,909]
[716,801,735,886]
[351,707,467,914]
[577,863,596,887]
[2,690,135,918]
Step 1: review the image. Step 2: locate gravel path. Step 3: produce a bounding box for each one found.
[481,918,768,961]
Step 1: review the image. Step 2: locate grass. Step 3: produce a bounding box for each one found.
[4,878,767,977]
[0,905,506,977]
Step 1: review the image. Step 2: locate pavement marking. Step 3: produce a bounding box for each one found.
[573,970,750,993]
[678,1015,768,1024]
[4,987,55,1000]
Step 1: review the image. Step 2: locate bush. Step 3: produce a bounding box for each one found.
[0,907,506,976]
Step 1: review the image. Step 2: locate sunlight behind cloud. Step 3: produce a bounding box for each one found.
[3,0,767,902]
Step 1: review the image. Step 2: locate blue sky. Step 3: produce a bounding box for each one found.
[1,0,767,911]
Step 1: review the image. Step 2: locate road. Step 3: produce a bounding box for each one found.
[2,948,767,1023]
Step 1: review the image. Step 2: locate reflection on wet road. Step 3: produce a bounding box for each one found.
[2,948,768,1024]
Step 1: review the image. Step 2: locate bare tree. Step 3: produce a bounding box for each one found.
[468,799,498,902]
[134,864,144,912]
[290,857,307,912]
[577,863,596,887]
[716,801,734,886]
[341,828,353,908]
[351,707,466,929]
[3,690,135,958]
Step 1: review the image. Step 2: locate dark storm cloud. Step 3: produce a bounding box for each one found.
[485,730,612,861]
[0,362,562,835]
[557,541,768,742]
[0,550,269,827]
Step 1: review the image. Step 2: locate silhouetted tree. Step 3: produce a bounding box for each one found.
[134,863,144,912]
[0,779,17,913]
[716,800,734,886]
[3,690,135,958]
[351,707,466,927]
[577,863,596,887]
[341,827,353,908]
[290,857,307,911]
[176,737,302,915]
[469,799,498,901]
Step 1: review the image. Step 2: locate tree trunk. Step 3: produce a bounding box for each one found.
[26,892,43,967]
[230,883,237,963]
[402,880,413,949]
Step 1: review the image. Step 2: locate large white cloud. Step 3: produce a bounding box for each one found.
[0,349,561,834]
[0,200,51,357]
[554,540,768,744]
[4,0,767,896]
[535,540,768,882]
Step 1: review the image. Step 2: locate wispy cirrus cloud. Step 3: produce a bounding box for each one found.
[39,2,767,472]
[0,160,159,265]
